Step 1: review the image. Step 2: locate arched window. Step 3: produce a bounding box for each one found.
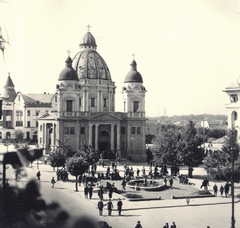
[233,111,238,121]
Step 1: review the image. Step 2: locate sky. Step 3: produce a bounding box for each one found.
[0,0,240,117]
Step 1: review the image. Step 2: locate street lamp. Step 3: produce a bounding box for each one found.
[231,146,235,228]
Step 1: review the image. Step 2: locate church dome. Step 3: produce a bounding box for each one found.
[79,32,97,49]
[72,32,111,80]
[58,56,78,81]
[124,60,143,83]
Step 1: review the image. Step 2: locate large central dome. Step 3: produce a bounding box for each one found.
[72,32,111,80]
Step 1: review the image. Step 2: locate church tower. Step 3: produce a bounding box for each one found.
[122,59,147,161]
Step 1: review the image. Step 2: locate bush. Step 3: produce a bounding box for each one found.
[123,193,143,199]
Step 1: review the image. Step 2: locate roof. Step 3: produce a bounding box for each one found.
[79,32,97,49]
[124,60,143,83]
[21,93,55,103]
[58,56,79,81]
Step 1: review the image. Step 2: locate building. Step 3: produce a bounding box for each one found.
[0,73,57,141]
[223,80,240,140]
[37,30,147,161]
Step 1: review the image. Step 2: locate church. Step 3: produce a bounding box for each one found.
[35,30,147,161]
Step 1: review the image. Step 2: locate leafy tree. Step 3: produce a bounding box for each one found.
[177,120,205,177]
[66,156,89,191]
[203,129,240,181]
[146,134,155,144]
[48,150,67,169]
[152,124,182,165]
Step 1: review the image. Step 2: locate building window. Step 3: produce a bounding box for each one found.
[133,101,139,112]
[6,121,11,128]
[79,98,82,107]
[40,125,42,131]
[55,95,57,102]
[36,121,38,127]
[66,100,73,112]
[27,110,31,116]
[40,137,42,144]
[137,127,141,134]
[16,110,23,116]
[132,127,136,134]
[233,111,238,121]
[70,127,75,134]
[18,95,20,102]
[91,98,95,107]
[103,98,107,107]
[80,127,85,134]
[64,127,69,134]
[16,121,23,126]
[230,94,238,103]
[36,110,40,116]
[121,127,126,134]
[27,121,30,127]
[64,127,75,135]
[6,110,11,116]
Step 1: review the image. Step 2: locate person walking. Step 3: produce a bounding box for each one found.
[220,185,224,196]
[98,185,104,200]
[117,198,123,216]
[88,185,93,199]
[224,182,230,197]
[84,185,88,198]
[105,199,114,216]
[169,177,173,189]
[97,199,104,216]
[136,168,140,177]
[51,177,56,188]
[36,171,41,181]
[121,178,127,192]
[213,184,218,196]
[171,222,176,228]
[163,222,169,228]
[135,221,142,228]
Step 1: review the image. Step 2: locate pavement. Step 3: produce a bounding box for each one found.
[3,158,240,212]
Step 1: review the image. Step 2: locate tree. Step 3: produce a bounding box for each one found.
[177,120,205,177]
[152,124,182,165]
[66,156,89,192]
[203,129,240,181]
[48,150,67,169]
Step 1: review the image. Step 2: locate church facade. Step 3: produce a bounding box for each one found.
[37,30,147,161]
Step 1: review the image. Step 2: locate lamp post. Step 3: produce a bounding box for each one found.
[231,146,235,228]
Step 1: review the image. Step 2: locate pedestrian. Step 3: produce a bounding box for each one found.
[105,199,114,216]
[220,185,224,196]
[135,221,142,228]
[224,182,229,197]
[84,185,88,198]
[163,222,169,228]
[142,167,145,176]
[51,177,56,188]
[44,157,47,165]
[171,222,176,228]
[117,198,123,216]
[121,178,127,192]
[213,184,218,196]
[97,199,104,216]
[36,171,41,181]
[169,177,173,189]
[108,186,113,199]
[137,168,140,177]
[98,185,104,200]
[163,177,167,186]
[88,185,93,199]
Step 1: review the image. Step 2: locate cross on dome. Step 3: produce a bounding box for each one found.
[67,49,71,56]
[87,24,91,32]
[132,53,135,60]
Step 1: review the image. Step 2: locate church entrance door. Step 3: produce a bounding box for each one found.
[98,130,110,159]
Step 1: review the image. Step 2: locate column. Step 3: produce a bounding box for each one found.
[127,125,131,149]
[76,120,80,150]
[88,124,93,146]
[95,124,99,150]
[110,124,114,150]
[85,90,89,111]
[116,124,120,150]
